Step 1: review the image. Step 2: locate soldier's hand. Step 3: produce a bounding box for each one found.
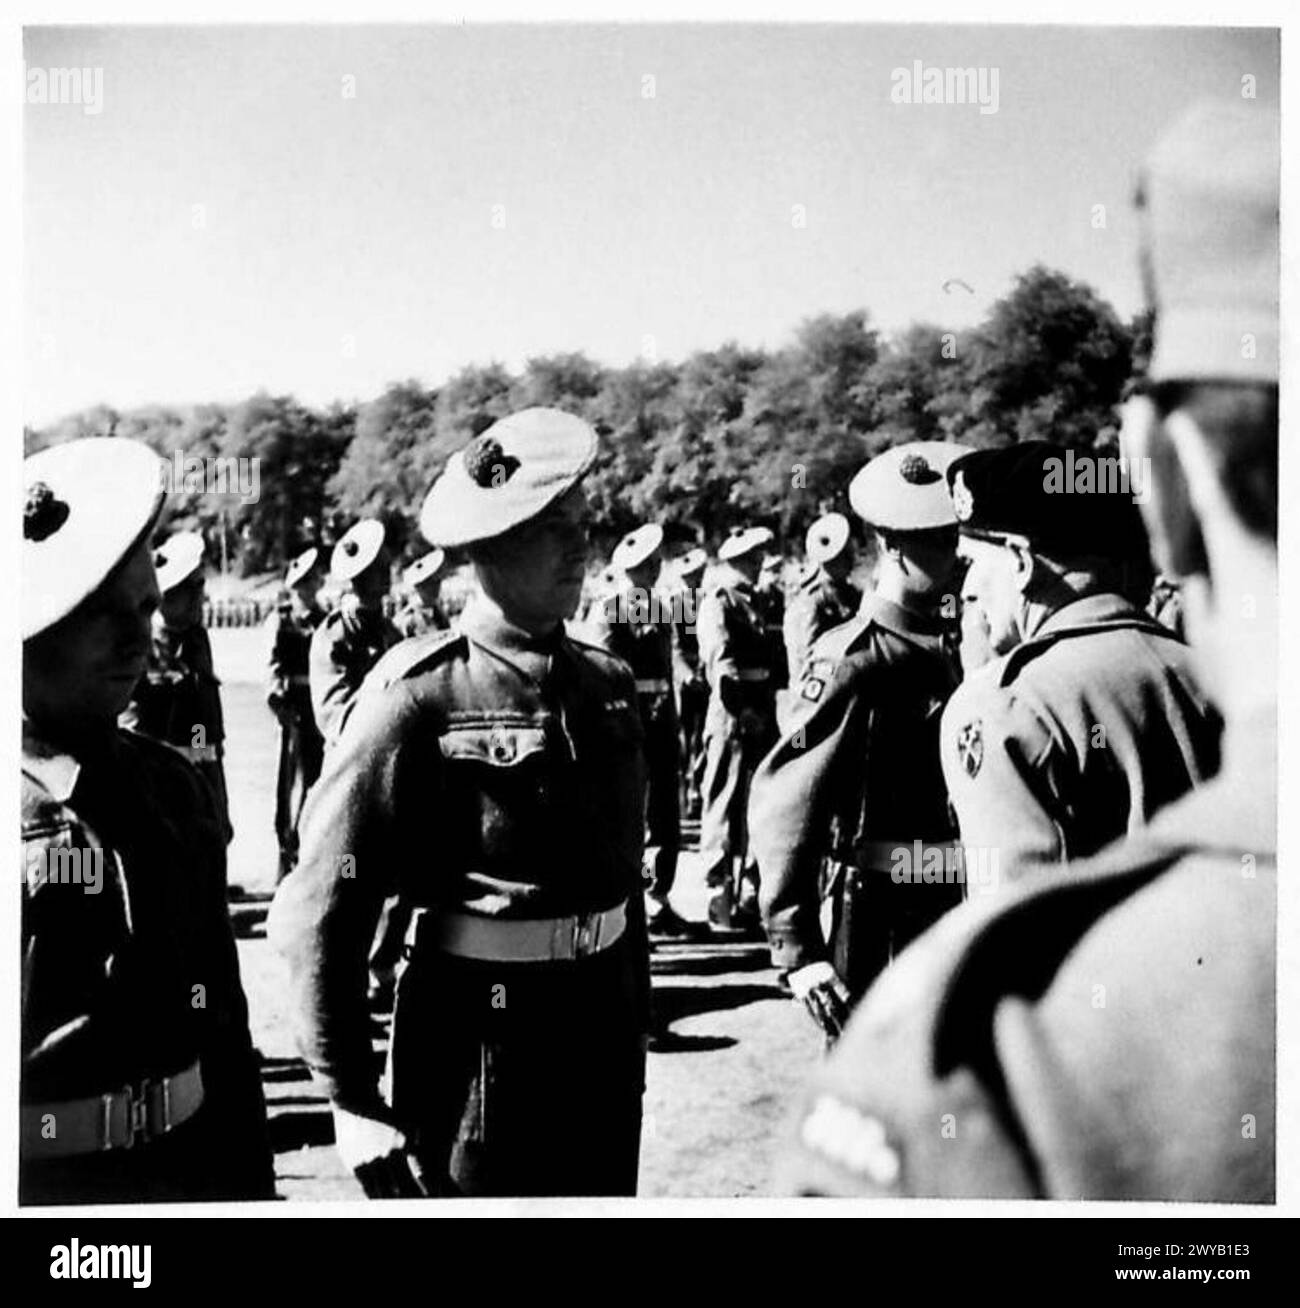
[787,962,852,1041]
[330,1104,426,1199]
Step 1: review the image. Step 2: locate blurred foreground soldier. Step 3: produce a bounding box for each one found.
[783,101,1276,1201]
[122,530,232,847]
[395,549,450,639]
[940,441,1220,873]
[266,547,326,883]
[21,439,273,1205]
[784,512,861,680]
[270,408,650,1197]
[750,443,969,1038]
[670,547,708,819]
[589,524,690,937]
[698,526,782,932]
[309,518,399,747]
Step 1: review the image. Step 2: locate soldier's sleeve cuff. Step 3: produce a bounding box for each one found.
[767,925,827,974]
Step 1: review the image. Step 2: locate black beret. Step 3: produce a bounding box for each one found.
[947,442,1149,562]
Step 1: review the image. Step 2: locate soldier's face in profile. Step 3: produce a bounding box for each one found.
[476,486,590,629]
[895,526,959,596]
[23,538,160,730]
[957,534,1025,655]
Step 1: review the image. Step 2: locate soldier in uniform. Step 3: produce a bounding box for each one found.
[749,443,970,1038]
[21,438,274,1205]
[394,549,450,639]
[309,518,400,748]
[266,547,326,883]
[697,525,782,932]
[670,547,708,820]
[939,440,1221,875]
[269,407,650,1198]
[755,551,789,691]
[781,101,1276,1202]
[783,512,861,681]
[122,530,233,848]
[588,524,691,938]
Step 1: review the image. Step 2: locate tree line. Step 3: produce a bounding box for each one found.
[25,265,1152,579]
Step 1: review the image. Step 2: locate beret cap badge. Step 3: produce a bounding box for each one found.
[899,454,941,486]
[463,434,520,489]
[24,482,70,542]
[951,470,975,522]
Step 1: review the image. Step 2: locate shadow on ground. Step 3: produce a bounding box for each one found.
[653,980,784,1028]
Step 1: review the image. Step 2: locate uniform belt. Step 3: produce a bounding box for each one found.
[411,901,628,963]
[736,668,770,683]
[287,675,312,687]
[174,743,220,763]
[855,840,963,875]
[634,678,671,694]
[21,1061,204,1160]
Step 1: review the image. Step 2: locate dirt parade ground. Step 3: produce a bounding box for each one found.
[216,628,821,1199]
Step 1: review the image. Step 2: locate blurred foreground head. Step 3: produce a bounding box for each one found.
[1122,101,1279,718]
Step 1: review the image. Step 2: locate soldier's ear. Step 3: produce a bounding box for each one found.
[1120,396,1207,580]
[1161,408,1239,559]
[1008,539,1036,595]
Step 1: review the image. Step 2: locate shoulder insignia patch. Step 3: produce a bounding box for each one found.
[957,719,984,777]
[799,1094,901,1187]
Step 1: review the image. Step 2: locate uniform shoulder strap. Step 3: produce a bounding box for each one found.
[998,611,1172,687]
[932,831,1191,1082]
[365,627,465,690]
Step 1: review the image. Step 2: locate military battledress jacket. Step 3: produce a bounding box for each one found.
[308,597,400,747]
[750,595,962,991]
[265,600,326,878]
[269,599,651,1196]
[21,721,273,1204]
[122,620,231,840]
[782,567,861,682]
[781,708,1274,1202]
[940,592,1221,875]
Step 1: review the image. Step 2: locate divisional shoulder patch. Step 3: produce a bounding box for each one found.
[957,719,984,777]
[800,658,836,702]
[799,1094,901,1187]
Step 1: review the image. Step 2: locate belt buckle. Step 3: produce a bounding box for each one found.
[118,1077,167,1148]
[572,912,600,958]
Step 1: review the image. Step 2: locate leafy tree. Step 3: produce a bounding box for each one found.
[961,265,1133,450]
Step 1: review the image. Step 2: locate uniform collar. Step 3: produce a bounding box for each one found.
[1035,591,1146,638]
[460,595,564,685]
[21,716,121,803]
[862,593,952,648]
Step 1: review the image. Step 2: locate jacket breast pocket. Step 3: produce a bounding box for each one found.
[438,723,551,863]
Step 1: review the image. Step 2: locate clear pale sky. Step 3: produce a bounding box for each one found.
[23,23,1278,426]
